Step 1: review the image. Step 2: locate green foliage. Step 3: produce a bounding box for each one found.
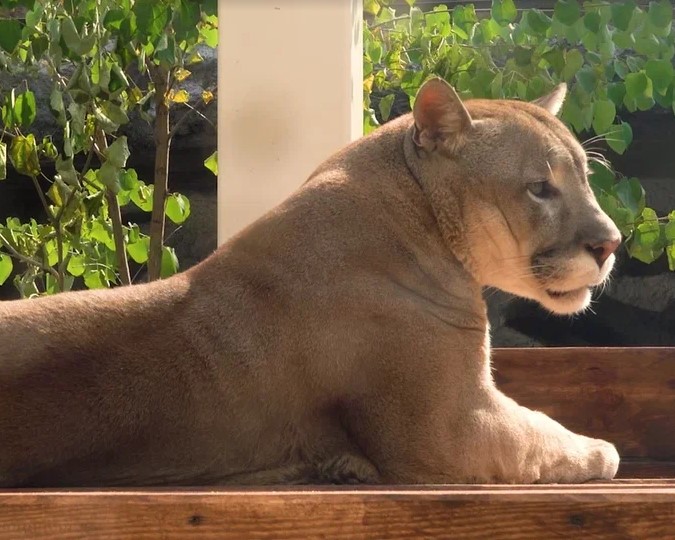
[0,0,218,297]
[364,0,675,270]
[204,150,218,176]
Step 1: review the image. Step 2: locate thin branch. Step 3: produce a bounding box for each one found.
[95,129,131,286]
[30,175,53,219]
[147,64,171,281]
[0,232,60,279]
[168,92,217,141]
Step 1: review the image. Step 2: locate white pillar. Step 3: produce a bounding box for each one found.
[217,0,363,243]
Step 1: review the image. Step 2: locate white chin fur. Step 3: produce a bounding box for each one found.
[538,287,592,315]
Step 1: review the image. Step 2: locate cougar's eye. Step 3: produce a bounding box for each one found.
[527,180,556,200]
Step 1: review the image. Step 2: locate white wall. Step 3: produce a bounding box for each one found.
[217,0,363,243]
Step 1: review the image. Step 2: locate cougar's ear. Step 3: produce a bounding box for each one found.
[532,83,567,116]
[412,77,472,152]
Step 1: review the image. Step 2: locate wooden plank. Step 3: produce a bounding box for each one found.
[1,487,675,539]
[618,459,675,479]
[492,348,675,459]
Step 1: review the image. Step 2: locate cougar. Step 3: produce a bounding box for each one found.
[0,78,621,486]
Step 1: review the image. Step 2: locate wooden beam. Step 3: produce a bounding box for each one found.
[0,349,673,538]
[1,486,675,539]
[493,348,675,460]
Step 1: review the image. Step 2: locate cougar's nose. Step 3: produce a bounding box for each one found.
[585,237,621,268]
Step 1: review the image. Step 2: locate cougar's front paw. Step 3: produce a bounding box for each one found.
[585,438,620,480]
[540,435,620,483]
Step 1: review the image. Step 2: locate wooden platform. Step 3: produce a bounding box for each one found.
[1,348,674,539]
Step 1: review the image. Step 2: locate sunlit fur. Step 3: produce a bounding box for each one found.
[431,98,622,315]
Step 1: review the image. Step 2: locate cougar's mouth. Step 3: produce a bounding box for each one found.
[545,286,590,299]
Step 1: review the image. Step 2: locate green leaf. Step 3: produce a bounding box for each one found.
[491,0,517,25]
[55,156,79,186]
[648,0,672,29]
[49,88,67,125]
[103,9,126,32]
[543,49,565,74]
[625,71,652,100]
[131,183,154,212]
[525,9,551,35]
[364,0,381,16]
[514,46,533,67]
[612,30,635,50]
[199,24,218,48]
[592,99,616,136]
[120,169,140,191]
[67,254,86,277]
[9,134,41,177]
[628,207,664,263]
[611,1,637,31]
[94,102,129,132]
[106,136,130,169]
[174,0,201,43]
[204,151,218,176]
[426,6,451,36]
[635,208,661,246]
[576,66,598,93]
[645,59,674,94]
[0,253,12,285]
[606,122,633,155]
[666,212,675,241]
[0,19,22,53]
[134,0,170,44]
[628,236,664,264]
[666,213,675,270]
[84,269,106,289]
[452,4,477,33]
[13,90,37,128]
[155,33,178,69]
[127,237,150,264]
[367,38,382,64]
[554,0,581,26]
[562,49,584,81]
[589,160,616,193]
[98,162,121,193]
[61,18,81,55]
[667,244,675,272]
[90,221,116,251]
[165,193,191,225]
[584,12,601,32]
[0,142,6,181]
[613,177,645,220]
[597,191,634,236]
[378,94,395,122]
[160,246,179,278]
[103,102,130,126]
[607,82,626,107]
[61,15,94,56]
[478,18,501,42]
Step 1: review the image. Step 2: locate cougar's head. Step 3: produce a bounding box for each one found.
[410,78,621,315]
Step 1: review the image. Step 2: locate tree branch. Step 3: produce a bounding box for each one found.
[95,129,132,286]
[147,65,171,281]
[168,89,217,141]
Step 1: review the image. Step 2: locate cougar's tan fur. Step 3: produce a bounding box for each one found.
[0,79,621,487]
